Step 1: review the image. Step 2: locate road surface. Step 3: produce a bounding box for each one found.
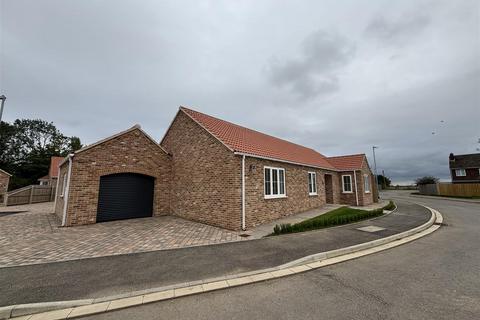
[80,191,480,320]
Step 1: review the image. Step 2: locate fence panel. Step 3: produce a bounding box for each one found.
[418,184,438,195]
[438,183,480,197]
[6,185,54,206]
[31,186,55,203]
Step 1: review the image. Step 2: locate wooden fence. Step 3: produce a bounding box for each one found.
[437,183,480,197]
[5,185,56,206]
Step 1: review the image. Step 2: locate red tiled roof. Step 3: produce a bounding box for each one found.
[180,107,340,170]
[326,154,365,171]
[49,156,64,178]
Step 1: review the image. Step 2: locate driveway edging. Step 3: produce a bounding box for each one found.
[3,203,442,320]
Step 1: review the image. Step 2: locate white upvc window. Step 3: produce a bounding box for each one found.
[342,175,353,193]
[455,169,466,177]
[60,174,67,197]
[364,174,371,193]
[308,172,317,195]
[264,166,286,199]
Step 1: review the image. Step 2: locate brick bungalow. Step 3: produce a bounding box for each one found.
[54,107,375,230]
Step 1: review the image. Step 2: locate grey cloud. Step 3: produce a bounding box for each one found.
[2,0,478,185]
[365,13,430,44]
[267,30,355,100]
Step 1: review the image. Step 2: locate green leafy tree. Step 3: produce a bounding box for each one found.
[415,176,439,186]
[376,174,391,187]
[0,119,83,190]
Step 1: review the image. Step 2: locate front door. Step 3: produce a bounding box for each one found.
[325,174,334,204]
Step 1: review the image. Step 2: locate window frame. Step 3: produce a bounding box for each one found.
[264,166,286,199]
[455,169,466,177]
[364,174,371,193]
[342,174,353,193]
[308,171,317,196]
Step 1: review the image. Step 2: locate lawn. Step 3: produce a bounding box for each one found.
[271,201,395,236]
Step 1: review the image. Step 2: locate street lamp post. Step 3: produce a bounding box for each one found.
[0,95,6,124]
[372,146,379,201]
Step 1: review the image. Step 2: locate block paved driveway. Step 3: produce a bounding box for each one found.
[0,202,243,267]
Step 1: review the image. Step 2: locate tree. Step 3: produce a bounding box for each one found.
[376,174,391,188]
[69,136,83,153]
[415,176,439,186]
[0,119,83,190]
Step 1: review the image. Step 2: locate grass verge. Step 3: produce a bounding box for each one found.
[271,201,395,236]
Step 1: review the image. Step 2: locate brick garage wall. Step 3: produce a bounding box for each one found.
[161,111,242,230]
[244,157,339,228]
[55,128,172,226]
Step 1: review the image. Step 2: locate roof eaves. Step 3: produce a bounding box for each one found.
[234,152,338,172]
[179,106,235,153]
[159,108,183,146]
[75,125,169,156]
[0,168,12,176]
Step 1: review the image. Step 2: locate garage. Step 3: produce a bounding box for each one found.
[96,173,155,223]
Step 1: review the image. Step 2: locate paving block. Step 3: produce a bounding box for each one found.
[289,265,312,273]
[107,296,143,311]
[226,276,253,287]
[202,280,229,291]
[29,308,73,320]
[270,268,295,278]
[67,302,110,318]
[9,315,31,320]
[249,272,273,282]
[142,290,174,304]
[174,285,204,297]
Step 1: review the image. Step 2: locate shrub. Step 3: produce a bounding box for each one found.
[415,176,439,186]
[383,201,395,211]
[270,205,387,236]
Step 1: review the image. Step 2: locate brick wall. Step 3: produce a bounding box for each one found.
[357,162,374,206]
[337,167,374,206]
[161,111,242,230]
[244,157,339,228]
[54,128,172,226]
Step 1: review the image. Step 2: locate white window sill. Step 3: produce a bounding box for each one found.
[365,191,371,194]
[342,191,353,194]
[264,195,287,200]
[309,193,318,196]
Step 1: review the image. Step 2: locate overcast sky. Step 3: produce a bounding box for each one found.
[1,0,479,184]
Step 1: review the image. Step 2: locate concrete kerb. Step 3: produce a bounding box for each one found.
[6,203,442,320]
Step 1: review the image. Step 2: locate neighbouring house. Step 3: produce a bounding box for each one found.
[38,156,64,186]
[0,169,11,205]
[54,107,376,230]
[449,153,480,184]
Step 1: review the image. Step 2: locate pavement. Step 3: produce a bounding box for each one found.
[0,199,429,308]
[0,203,243,267]
[72,191,480,320]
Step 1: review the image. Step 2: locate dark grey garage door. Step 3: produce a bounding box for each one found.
[97,173,154,223]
